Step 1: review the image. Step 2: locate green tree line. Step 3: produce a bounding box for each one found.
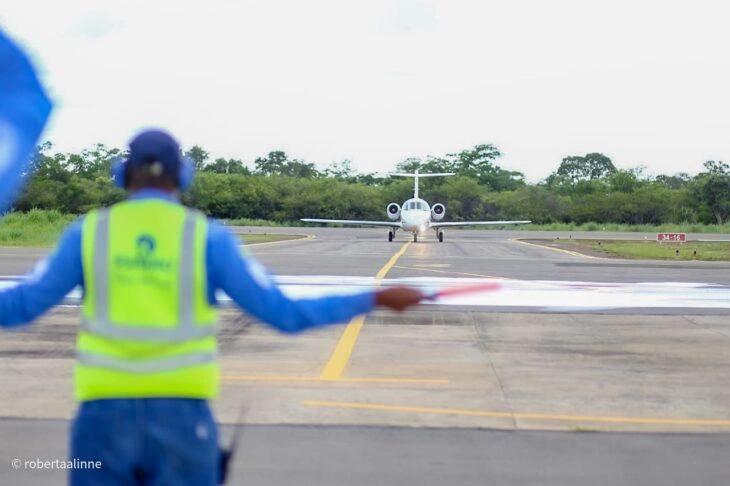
[12,141,729,226]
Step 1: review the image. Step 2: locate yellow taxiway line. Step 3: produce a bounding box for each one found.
[393,265,498,279]
[302,400,730,428]
[222,375,448,384]
[242,234,315,247]
[319,241,412,380]
[220,239,449,386]
[511,238,600,259]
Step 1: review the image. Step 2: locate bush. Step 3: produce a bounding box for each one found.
[0,209,77,246]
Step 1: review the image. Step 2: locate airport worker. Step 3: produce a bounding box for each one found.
[0,128,425,485]
[0,29,52,212]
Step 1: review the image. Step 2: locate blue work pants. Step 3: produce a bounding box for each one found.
[69,398,219,485]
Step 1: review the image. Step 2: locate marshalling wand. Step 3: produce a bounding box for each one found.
[424,281,502,301]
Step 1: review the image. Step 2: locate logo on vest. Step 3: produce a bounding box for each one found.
[137,235,156,256]
[113,234,172,271]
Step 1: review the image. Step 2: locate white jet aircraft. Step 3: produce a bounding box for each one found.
[301,170,531,242]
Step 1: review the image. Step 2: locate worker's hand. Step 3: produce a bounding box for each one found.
[375,287,424,312]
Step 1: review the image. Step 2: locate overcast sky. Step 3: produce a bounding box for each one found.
[2,0,728,181]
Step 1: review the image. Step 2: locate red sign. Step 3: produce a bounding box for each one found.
[657,233,686,242]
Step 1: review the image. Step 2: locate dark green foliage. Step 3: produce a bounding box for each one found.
[202,158,251,175]
[395,144,525,192]
[554,152,617,182]
[486,186,569,224]
[10,142,722,227]
[184,145,209,171]
[689,161,730,224]
[654,173,690,189]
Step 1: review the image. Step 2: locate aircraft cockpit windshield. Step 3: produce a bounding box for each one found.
[405,200,429,211]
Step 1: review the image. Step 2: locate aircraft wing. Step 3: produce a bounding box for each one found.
[431,220,531,228]
[301,218,402,228]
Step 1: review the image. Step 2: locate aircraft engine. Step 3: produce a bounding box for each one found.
[386,203,401,220]
[431,203,445,221]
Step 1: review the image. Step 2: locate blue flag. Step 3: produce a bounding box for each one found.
[0,31,52,213]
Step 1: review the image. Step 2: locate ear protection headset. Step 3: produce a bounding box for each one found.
[111,156,195,190]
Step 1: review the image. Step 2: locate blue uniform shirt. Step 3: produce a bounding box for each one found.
[0,190,376,332]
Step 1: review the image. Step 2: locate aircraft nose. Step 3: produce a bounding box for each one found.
[411,214,429,227]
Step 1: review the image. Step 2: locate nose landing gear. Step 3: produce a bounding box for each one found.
[413,233,418,243]
[438,231,444,243]
[388,231,394,242]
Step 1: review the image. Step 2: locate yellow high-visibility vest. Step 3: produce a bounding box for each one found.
[75,200,218,401]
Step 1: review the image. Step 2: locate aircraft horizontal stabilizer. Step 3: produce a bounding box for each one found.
[387,172,456,178]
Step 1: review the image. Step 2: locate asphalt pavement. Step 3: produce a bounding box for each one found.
[2,419,728,486]
[1,227,729,485]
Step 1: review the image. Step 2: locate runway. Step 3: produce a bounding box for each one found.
[242,227,730,284]
[1,227,729,485]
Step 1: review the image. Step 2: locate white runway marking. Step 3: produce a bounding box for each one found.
[272,276,730,311]
[4,275,730,311]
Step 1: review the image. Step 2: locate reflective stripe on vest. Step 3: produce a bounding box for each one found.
[77,350,216,373]
[82,208,214,343]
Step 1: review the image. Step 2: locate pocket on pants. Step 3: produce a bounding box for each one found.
[148,400,219,485]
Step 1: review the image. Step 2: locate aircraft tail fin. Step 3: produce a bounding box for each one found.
[387,170,455,199]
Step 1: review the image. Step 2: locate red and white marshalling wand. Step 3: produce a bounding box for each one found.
[425,281,502,301]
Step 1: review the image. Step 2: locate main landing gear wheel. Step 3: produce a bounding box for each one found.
[413,234,418,243]
[438,231,443,243]
[388,231,394,242]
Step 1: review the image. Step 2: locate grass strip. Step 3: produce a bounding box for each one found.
[0,209,77,247]
[238,234,304,245]
[544,238,730,261]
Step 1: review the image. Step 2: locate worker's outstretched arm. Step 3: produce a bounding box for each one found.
[208,225,423,333]
[0,222,83,327]
[0,31,52,212]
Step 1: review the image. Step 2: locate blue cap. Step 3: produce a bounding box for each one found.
[127,129,182,174]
